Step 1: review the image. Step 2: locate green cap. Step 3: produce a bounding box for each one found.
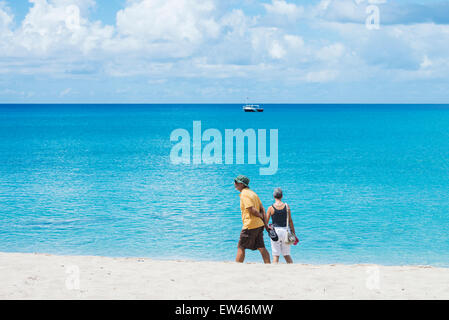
[234,175,250,187]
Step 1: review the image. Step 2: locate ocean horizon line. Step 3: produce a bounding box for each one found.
[2,103,449,105]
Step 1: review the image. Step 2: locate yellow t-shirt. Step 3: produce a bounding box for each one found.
[239,188,264,230]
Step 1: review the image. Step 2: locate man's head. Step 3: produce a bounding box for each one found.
[234,175,250,191]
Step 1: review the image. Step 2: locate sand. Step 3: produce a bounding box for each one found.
[1,252,449,299]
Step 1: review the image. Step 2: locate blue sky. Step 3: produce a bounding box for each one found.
[1,0,449,103]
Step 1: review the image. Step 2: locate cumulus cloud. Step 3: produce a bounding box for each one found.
[316,43,345,62]
[113,0,220,58]
[306,69,339,83]
[370,1,449,25]
[315,0,449,26]
[1,0,113,57]
[263,0,303,20]
[1,0,449,100]
[220,8,256,38]
[269,41,286,59]
[116,0,219,42]
[315,17,449,74]
[0,2,13,52]
[0,2,13,30]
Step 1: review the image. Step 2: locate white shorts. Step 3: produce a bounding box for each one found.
[270,227,291,257]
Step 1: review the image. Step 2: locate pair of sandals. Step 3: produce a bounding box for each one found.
[267,224,279,241]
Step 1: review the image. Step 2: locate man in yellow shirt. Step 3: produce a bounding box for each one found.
[234,175,271,264]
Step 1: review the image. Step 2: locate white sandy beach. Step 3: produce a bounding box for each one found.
[1,252,449,300]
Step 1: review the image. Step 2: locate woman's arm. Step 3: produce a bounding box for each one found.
[286,204,295,235]
[266,206,273,227]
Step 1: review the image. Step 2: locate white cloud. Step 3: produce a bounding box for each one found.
[263,0,303,20]
[0,2,13,53]
[269,41,286,59]
[315,0,368,24]
[316,43,345,62]
[316,19,449,75]
[250,27,284,61]
[284,34,304,49]
[0,2,13,31]
[220,9,256,38]
[306,70,338,83]
[116,0,219,43]
[0,0,449,92]
[108,0,222,59]
[420,55,432,69]
[3,0,113,56]
[103,60,173,77]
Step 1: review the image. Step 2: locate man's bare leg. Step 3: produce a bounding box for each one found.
[258,247,271,264]
[273,256,280,264]
[236,247,245,263]
[284,255,293,264]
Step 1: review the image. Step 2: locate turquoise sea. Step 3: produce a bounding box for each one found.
[1,104,449,266]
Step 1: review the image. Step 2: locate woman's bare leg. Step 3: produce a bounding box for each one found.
[273,255,280,264]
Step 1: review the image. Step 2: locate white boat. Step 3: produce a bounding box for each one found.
[243,104,264,112]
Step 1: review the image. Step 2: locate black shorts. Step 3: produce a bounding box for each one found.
[238,226,265,251]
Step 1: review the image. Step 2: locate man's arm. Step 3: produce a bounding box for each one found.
[241,194,269,230]
[260,204,269,229]
[248,206,262,219]
[248,206,269,231]
[266,206,273,229]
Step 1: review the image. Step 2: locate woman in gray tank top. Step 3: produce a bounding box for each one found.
[266,188,297,264]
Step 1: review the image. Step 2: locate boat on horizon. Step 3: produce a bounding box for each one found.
[243,104,264,112]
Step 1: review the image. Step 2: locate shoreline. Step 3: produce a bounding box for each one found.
[1,250,447,268]
[1,252,449,299]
